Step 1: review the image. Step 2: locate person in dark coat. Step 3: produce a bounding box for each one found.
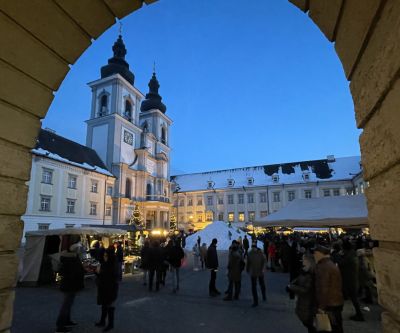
[55,238,85,333]
[338,239,364,321]
[287,254,316,333]
[95,246,119,331]
[159,241,169,286]
[288,239,301,299]
[167,239,185,292]
[114,241,124,281]
[140,240,150,286]
[247,242,266,307]
[148,240,163,291]
[243,235,250,258]
[206,238,220,296]
[224,240,243,301]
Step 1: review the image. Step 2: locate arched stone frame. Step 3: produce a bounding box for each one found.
[160,124,167,145]
[97,89,110,117]
[0,0,400,331]
[125,177,132,199]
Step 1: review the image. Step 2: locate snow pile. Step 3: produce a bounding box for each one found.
[185,221,262,250]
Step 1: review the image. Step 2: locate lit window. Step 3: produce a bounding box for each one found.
[90,202,97,215]
[273,192,280,202]
[238,194,244,204]
[197,212,203,222]
[38,223,50,230]
[288,191,295,202]
[247,177,254,185]
[228,212,234,222]
[206,211,213,221]
[238,212,245,222]
[207,196,213,206]
[272,174,279,183]
[105,206,112,216]
[304,190,312,199]
[66,199,76,214]
[323,189,330,197]
[218,197,224,205]
[68,175,77,189]
[248,193,254,204]
[259,192,267,203]
[228,194,234,205]
[40,196,51,211]
[360,183,365,194]
[42,168,53,184]
[248,211,255,222]
[218,212,224,221]
[91,181,98,193]
[333,189,340,196]
[260,211,268,218]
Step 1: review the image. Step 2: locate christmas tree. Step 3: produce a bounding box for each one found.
[129,204,144,228]
[169,214,177,231]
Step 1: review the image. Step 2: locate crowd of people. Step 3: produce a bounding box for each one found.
[54,230,377,333]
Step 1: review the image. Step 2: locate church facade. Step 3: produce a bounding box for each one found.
[22,35,173,235]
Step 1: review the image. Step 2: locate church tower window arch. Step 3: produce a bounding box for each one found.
[125,178,132,199]
[161,125,167,145]
[98,92,109,117]
[124,98,133,122]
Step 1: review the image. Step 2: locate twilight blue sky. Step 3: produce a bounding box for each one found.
[43,0,361,175]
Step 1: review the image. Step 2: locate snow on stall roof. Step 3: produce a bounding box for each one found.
[185,221,262,251]
[32,147,114,177]
[171,156,361,192]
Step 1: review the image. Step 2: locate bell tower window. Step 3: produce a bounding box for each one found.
[99,94,108,117]
[124,100,132,122]
[125,178,131,199]
[161,126,167,144]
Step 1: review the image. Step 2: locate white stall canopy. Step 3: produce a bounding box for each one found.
[254,195,368,228]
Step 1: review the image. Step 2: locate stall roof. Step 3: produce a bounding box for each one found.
[25,227,128,237]
[254,195,368,228]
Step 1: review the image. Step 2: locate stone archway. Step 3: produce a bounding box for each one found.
[0,0,399,331]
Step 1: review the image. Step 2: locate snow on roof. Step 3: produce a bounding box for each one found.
[171,156,361,192]
[185,221,262,250]
[32,129,114,177]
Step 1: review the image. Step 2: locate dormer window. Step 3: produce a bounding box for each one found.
[272,174,279,183]
[124,100,132,121]
[247,177,254,186]
[227,179,235,187]
[207,181,215,189]
[303,172,310,182]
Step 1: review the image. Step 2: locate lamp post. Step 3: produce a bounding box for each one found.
[174,185,181,230]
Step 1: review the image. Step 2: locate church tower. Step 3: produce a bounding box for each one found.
[85,34,172,228]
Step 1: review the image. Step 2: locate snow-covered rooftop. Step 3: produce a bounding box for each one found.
[171,156,361,192]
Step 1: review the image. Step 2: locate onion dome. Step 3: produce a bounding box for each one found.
[140,71,167,113]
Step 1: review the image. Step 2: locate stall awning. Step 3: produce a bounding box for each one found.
[254,195,368,228]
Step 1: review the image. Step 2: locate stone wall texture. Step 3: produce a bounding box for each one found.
[0,0,399,331]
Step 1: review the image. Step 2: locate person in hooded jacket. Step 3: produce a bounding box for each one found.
[55,236,85,333]
[287,254,316,333]
[95,246,119,331]
[224,240,243,301]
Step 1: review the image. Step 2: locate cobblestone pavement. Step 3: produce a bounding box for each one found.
[13,251,381,333]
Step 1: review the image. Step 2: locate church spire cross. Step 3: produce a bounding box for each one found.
[119,21,123,36]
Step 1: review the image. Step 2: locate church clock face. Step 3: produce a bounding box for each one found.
[123,130,133,145]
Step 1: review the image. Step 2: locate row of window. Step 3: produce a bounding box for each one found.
[176,188,344,207]
[40,196,111,216]
[182,210,268,223]
[42,169,113,195]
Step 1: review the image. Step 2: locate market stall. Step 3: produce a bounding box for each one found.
[254,195,368,228]
[19,227,127,286]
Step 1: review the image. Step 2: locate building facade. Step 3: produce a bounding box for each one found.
[171,156,367,231]
[85,34,172,230]
[23,35,173,234]
[23,129,115,235]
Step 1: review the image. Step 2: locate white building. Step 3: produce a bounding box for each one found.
[23,129,116,234]
[170,155,367,231]
[23,34,173,234]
